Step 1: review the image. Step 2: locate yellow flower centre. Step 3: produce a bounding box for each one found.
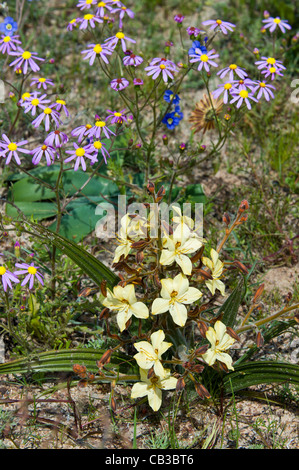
[31,98,39,106]
[76,148,86,157]
[28,266,37,275]
[93,141,102,149]
[85,124,92,129]
[98,2,106,6]
[84,14,94,20]
[38,77,46,82]
[229,64,237,70]
[8,142,17,151]
[267,57,276,65]
[160,64,166,69]
[224,83,232,89]
[274,18,281,24]
[170,291,178,299]
[94,44,103,53]
[200,54,209,62]
[116,32,125,39]
[0,266,6,275]
[114,112,122,117]
[56,99,66,105]
[86,0,94,3]
[3,36,11,43]
[216,19,222,25]
[239,90,248,98]
[44,107,52,114]
[269,67,276,73]
[95,120,106,127]
[259,82,266,88]
[22,92,31,100]
[41,144,48,150]
[22,51,32,60]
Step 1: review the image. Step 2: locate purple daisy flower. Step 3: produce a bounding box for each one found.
[67,19,78,31]
[255,56,285,72]
[87,139,111,164]
[53,98,69,118]
[261,66,284,80]
[31,143,58,166]
[32,106,61,131]
[71,123,93,143]
[9,47,44,74]
[112,5,135,29]
[145,57,178,82]
[262,16,291,33]
[133,77,143,86]
[64,143,98,171]
[14,262,44,289]
[110,77,129,91]
[231,77,258,92]
[186,26,203,38]
[78,14,103,30]
[21,91,51,117]
[106,108,128,125]
[189,48,219,72]
[76,0,97,10]
[0,34,21,54]
[81,42,113,65]
[0,264,19,291]
[230,88,258,110]
[202,19,236,35]
[253,81,275,101]
[217,63,247,81]
[123,52,143,67]
[212,81,234,103]
[104,31,136,52]
[95,2,113,17]
[44,130,69,148]
[0,134,30,165]
[30,77,55,90]
[88,116,115,140]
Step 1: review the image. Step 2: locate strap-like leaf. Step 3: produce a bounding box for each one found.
[218,278,245,328]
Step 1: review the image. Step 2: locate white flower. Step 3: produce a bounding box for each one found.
[133,330,172,378]
[160,224,204,275]
[152,273,202,326]
[202,320,235,370]
[202,248,225,295]
[131,368,178,411]
[102,284,149,332]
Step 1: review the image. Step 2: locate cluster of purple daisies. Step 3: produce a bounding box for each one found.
[0,258,44,292]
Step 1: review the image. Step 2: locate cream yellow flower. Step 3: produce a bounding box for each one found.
[133,330,172,378]
[160,224,204,275]
[202,320,235,370]
[152,273,202,326]
[202,248,225,295]
[113,214,133,264]
[102,284,149,332]
[131,368,178,411]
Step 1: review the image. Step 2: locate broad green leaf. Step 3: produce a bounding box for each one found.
[6,201,57,220]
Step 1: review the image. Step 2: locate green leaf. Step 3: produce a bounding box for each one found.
[218,278,246,328]
[0,348,138,380]
[6,201,57,220]
[222,361,299,394]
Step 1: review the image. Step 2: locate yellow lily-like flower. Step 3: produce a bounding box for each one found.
[102,284,149,332]
[133,330,172,378]
[202,320,235,370]
[160,224,204,275]
[151,273,202,327]
[171,205,194,229]
[131,368,178,412]
[113,214,133,264]
[202,248,225,296]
